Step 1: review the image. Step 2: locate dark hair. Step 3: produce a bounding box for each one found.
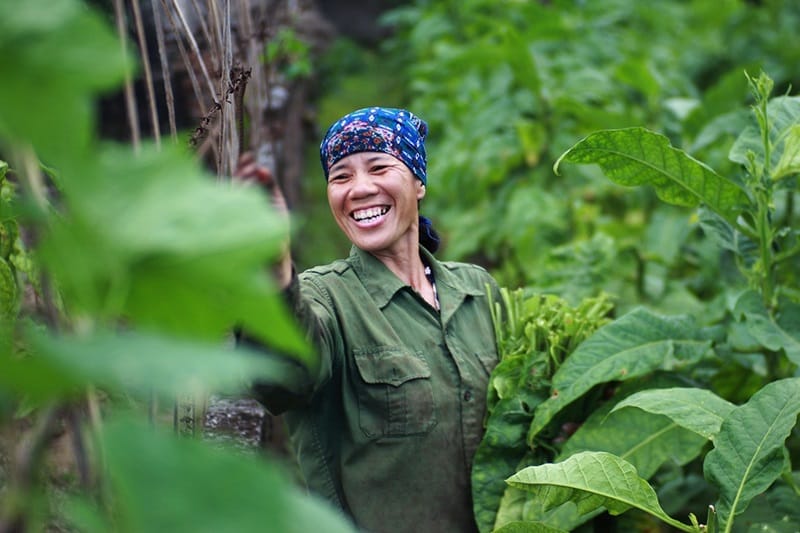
[419,215,441,254]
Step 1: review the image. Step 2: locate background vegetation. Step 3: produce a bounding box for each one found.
[1,0,798,531]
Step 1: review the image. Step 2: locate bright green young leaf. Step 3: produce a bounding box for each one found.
[9,326,308,403]
[729,96,800,181]
[66,417,358,533]
[772,124,800,181]
[507,451,693,532]
[704,377,800,533]
[527,308,714,443]
[610,387,736,440]
[553,127,751,224]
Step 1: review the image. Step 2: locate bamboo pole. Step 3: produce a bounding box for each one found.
[112,0,141,151]
[151,0,178,140]
[131,0,162,146]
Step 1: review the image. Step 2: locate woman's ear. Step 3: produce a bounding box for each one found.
[417,182,426,201]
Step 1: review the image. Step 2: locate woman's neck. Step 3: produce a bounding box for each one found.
[370,242,438,309]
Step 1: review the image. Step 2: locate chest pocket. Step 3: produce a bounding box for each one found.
[352,347,437,439]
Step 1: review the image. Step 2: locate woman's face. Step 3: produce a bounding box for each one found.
[326,151,425,257]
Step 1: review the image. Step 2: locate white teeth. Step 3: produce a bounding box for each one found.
[353,206,388,221]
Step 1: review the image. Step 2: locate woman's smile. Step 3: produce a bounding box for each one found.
[351,205,390,226]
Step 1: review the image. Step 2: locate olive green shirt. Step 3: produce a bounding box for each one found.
[263,246,499,533]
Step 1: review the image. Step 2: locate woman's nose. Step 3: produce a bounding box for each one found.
[349,171,378,196]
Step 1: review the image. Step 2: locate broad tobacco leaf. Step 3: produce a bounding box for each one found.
[507,451,692,532]
[704,377,800,531]
[527,308,714,443]
[610,387,736,441]
[560,380,709,479]
[553,127,751,225]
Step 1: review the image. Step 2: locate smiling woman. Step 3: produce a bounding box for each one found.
[236,107,503,533]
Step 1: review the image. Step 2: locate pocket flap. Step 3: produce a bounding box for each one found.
[353,347,431,386]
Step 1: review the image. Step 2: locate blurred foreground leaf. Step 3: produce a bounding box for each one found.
[0,326,306,403]
[66,417,358,533]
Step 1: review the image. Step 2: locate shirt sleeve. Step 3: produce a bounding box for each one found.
[239,267,339,415]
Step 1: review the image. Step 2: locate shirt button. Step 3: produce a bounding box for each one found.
[463,390,473,401]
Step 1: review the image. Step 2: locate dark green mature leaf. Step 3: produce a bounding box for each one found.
[611,387,736,440]
[734,291,800,366]
[527,308,714,443]
[729,96,800,181]
[66,417,357,533]
[697,207,759,268]
[553,127,751,224]
[1,326,307,402]
[507,452,693,532]
[704,378,800,531]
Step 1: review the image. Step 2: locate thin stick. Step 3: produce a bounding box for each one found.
[131,0,162,147]
[151,0,177,140]
[168,0,217,99]
[188,0,217,62]
[112,0,141,151]
[159,0,208,120]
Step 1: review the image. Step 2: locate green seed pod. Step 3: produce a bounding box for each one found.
[0,220,18,259]
[0,256,18,320]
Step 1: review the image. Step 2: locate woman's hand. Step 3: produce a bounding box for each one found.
[234,152,293,288]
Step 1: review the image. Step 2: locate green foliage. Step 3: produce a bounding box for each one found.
[264,28,313,80]
[380,0,800,312]
[66,417,356,533]
[0,0,352,531]
[507,451,693,532]
[472,289,612,532]
[490,73,799,532]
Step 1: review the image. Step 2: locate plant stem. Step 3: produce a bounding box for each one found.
[755,188,775,308]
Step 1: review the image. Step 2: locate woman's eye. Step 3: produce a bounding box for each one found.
[371,165,387,172]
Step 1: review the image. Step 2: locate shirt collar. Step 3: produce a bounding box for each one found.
[348,245,483,318]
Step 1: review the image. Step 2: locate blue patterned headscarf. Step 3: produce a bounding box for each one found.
[319,107,428,185]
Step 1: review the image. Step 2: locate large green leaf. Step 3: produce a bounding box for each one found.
[527,308,714,443]
[507,451,693,532]
[704,377,800,532]
[66,417,357,532]
[0,326,308,402]
[610,387,736,440]
[560,397,707,479]
[553,127,751,224]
